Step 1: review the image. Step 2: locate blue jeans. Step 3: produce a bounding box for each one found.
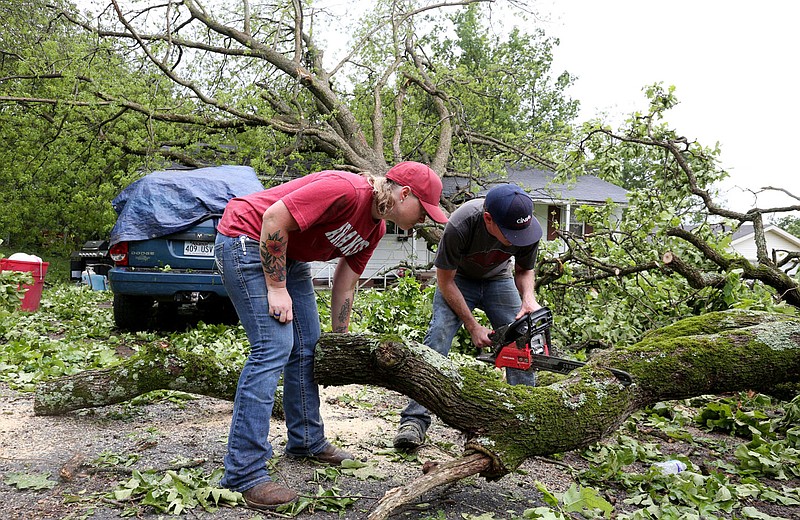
[400,274,536,431]
[215,234,327,492]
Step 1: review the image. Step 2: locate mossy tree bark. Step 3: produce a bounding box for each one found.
[34,309,800,517]
[314,309,800,478]
[34,342,248,416]
[36,310,799,468]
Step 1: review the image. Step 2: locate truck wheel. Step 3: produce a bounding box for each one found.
[219,300,240,325]
[154,301,182,331]
[113,293,154,331]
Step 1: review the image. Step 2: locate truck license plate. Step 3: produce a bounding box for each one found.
[183,241,214,257]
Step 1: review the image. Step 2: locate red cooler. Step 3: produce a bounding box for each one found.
[0,259,49,312]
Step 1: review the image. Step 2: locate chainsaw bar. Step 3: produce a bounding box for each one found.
[528,353,634,386]
[478,349,634,386]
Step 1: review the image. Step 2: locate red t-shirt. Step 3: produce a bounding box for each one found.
[217,171,385,274]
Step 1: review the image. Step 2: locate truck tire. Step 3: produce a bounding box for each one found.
[113,293,154,331]
[154,301,182,331]
[218,299,240,325]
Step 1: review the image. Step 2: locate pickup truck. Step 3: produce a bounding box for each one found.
[107,165,263,331]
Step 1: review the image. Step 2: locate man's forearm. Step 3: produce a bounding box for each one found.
[514,267,539,311]
[439,278,479,331]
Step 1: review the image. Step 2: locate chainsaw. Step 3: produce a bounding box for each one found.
[476,307,633,386]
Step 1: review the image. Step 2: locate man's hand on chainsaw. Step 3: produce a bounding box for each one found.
[467,323,494,349]
[516,301,541,320]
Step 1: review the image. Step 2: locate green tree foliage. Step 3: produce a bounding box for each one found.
[773,215,800,238]
[0,0,258,253]
[0,268,31,315]
[537,84,799,348]
[0,0,146,252]
[1,1,579,251]
[432,5,578,162]
[345,2,577,181]
[2,0,798,348]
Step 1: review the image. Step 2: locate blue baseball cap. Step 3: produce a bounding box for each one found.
[484,184,542,246]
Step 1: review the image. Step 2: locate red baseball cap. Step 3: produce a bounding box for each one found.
[385,162,448,223]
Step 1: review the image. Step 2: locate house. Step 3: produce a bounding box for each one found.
[728,223,800,274]
[310,221,436,288]
[312,166,629,287]
[443,166,629,248]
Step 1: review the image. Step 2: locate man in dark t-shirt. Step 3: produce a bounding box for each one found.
[393,183,543,451]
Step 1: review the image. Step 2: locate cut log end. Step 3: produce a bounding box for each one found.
[367,453,493,520]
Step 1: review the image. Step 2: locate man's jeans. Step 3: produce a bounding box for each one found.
[399,275,536,431]
[215,234,327,492]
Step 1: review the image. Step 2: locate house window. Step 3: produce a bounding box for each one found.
[569,208,594,236]
[548,205,593,240]
[386,221,412,240]
[569,213,584,235]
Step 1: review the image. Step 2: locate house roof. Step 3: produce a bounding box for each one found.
[731,223,800,247]
[443,166,628,205]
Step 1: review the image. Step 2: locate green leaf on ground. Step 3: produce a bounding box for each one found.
[4,471,58,490]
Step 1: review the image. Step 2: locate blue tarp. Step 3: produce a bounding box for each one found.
[110,165,264,246]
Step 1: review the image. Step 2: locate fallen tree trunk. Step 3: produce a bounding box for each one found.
[314,309,800,478]
[35,341,243,416]
[34,310,800,517]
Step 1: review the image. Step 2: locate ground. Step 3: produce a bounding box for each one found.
[1,382,797,519]
[0,382,575,520]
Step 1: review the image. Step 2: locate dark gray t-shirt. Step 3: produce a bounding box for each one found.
[434,198,539,280]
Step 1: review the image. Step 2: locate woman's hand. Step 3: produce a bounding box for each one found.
[268,287,293,323]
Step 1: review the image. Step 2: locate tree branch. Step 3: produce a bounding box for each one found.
[33,310,800,518]
[661,251,726,289]
[589,126,800,308]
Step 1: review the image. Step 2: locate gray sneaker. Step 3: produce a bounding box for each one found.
[393,422,425,451]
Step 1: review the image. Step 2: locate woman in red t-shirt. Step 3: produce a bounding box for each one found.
[214,162,448,510]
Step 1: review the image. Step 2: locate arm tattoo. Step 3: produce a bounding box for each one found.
[260,231,287,282]
[334,297,351,332]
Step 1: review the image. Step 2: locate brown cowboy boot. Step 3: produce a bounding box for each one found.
[242,482,298,510]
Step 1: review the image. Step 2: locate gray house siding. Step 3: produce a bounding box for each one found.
[443,166,629,250]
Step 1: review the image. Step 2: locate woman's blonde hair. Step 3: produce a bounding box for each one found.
[365,173,399,217]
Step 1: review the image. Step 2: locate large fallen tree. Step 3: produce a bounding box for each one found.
[34,309,800,518]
